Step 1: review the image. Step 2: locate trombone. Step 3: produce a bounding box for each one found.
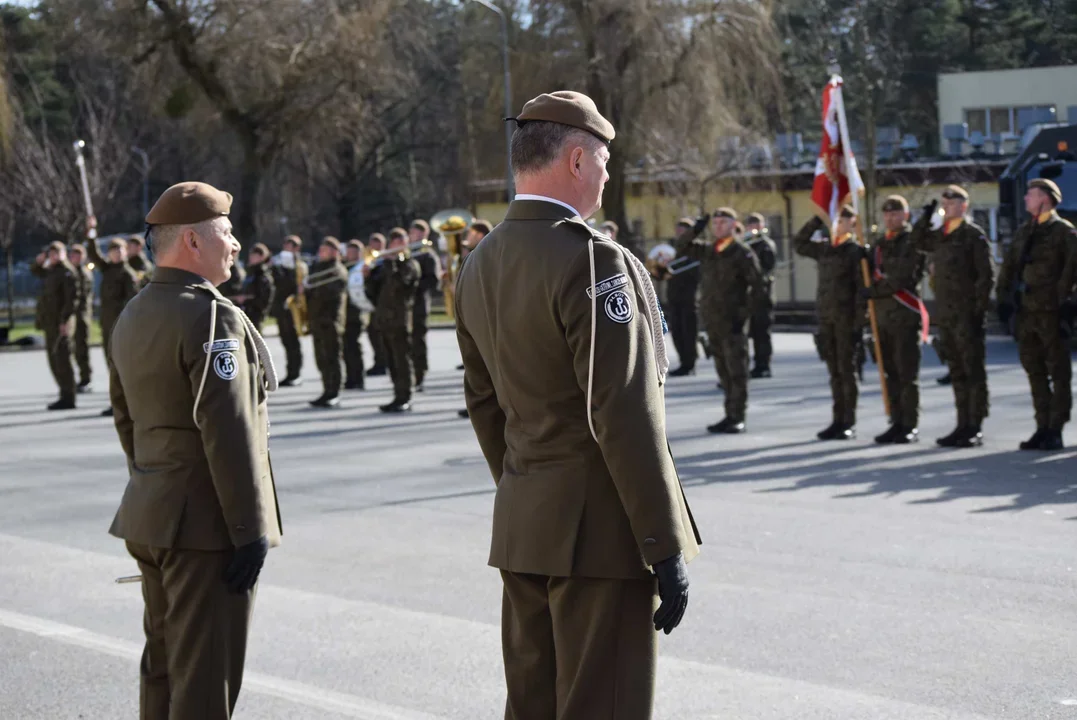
[430,208,474,320]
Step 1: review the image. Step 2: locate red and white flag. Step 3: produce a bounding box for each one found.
[810,76,864,222]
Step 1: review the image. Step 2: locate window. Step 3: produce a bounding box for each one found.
[962,106,1056,137]
[966,109,987,135]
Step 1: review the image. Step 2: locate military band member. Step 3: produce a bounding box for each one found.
[457,220,493,419]
[239,243,275,332]
[663,216,708,377]
[860,195,928,444]
[996,178,1077,451]
[306,237,349,408]
[31,242,78,410]
[365,232,389,376]
[85,236,141,416]
[216,244,246,301]
[108,181,281,720]
[271,235,307,386]
[366,229,420,412]
[744,212,778,378]
[408,219,441,390]
[126,233,154,288]
[456,90,699,720]
[794,206,867,440]
[342,239,368,390]
[909,185,993,448]
[676,207,764,433]
[67,243,95,392]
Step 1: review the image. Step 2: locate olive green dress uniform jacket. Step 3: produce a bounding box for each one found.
[241,262,275,330]
[306,260,348,334]
[367,255,420,400]
[32,259,77,332]
[107,267,282,551]
[85,239,140,362]
[128,253,154,289]
[72,263,94,325]
[455,200,701,580]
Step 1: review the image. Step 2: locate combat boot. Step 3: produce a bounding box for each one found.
[892,427,919,444]
[833,424,856,441]
[48,396,76,411]
[669,365,696,377]
[874,424,901,444]
[954,426,983,448]
[1019,428,1047,451]
[706,417,730,433]
[101,407,114,417]
[309,393,329,408]
[366,365,387,376]
[1041,429,1064,451]
[750,366,771,379]
[379,398,412,413]
[280,376,303,387]
[936,372,952,386]
[816,422,840,440]
[936,426,965,447]
[716,419,746,434]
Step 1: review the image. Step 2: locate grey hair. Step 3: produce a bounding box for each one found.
[510,121,602,176]
[150,217,224,255]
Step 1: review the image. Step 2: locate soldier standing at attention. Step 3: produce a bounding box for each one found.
[365,232,389,377]
[342,239,367,390]
[85,236,141,416]
[744,212,778,378]
[663,216,708,377]
[909,186,993,448]
[239,243,275,333]
[271,235,307,386]
[793,206,867,441]
[216,244,246,301]
[676,207,764,434]
[860,195,928,444]
[365,229,420,413]
[996,178,1077,451]
[31,242,78,410]
[455,90,699,720]
[67,243,95,393]
[408,219,441,391]
[305,237,349,408]
[108,181,281,720]
[126,234,154,288]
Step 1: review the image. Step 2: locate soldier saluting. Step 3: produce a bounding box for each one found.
[996,178,1077,451]
[908,185,993,448]
[67,243,95,393]
[456,91,699,719]
[107,181,281,719]
[31,241,78,410]
[85,235,141,417]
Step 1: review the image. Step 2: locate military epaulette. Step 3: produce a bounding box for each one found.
[557,217,607,243]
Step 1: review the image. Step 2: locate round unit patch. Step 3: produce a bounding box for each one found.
[604,290,633,324]
[213,351,239,381]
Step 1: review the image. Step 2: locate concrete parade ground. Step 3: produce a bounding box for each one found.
[0,330,1075,719]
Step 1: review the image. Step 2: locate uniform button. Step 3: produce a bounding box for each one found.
[644,537,657,545]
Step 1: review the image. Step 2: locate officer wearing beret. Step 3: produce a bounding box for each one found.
[31,241,78,410]
[456,90,700,720]
[860,195,928,444]
[107,181,282,720]
[306,236,349,407]
[67,243,95,392]
[996,178,1077,450]
[85,235,142,416]
[909,185,994,447]
[744,212,778,378]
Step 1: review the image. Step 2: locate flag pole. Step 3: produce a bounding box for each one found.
[831,75,890,418]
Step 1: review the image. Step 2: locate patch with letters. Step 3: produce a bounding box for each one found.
[586,273,629,299]
[213,351,239,381]
[204,338,240,354]
[604,290,633,324]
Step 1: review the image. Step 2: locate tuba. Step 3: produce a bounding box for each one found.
[430,208,474,321]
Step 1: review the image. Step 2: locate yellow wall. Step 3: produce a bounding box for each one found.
[476,180,999,303]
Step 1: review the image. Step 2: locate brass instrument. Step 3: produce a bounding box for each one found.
[645,243,677,278]
[365,239,431,270]
[285,259,309,335]
[430,208,474,321]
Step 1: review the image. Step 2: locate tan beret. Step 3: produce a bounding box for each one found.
[942,185,969,201]
[471,220,493,235]
[283,235,302,248]
[249,242,270,256]
[127,234,145,247]
[146,181,232,225]
[881,195,909,212]
[388,227,408,240]
[745,212,766,225]
[321,236,341,252]
[108,238,126,251]
[69,243,86,254]
[514,91,615,145]
[713,207,738,220]
[367,233,386,245]
[1029,178,1062,204]
[839,204,857,218]
[676,216,695,228]
[47,241,65,253]
[346,239,363,250]
[410,219,430,233]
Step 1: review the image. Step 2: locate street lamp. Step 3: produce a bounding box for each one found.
[131,146,150,219]
[468,0,514,201]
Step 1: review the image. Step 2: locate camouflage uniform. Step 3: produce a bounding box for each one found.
[909,214,994,430]
[676,233,764,424]
[71,260,95,387]
[410,247,440,385]
[85,239,140,366]
[241,262,275,332]
[745,229,778,373]
[367,254,421,404]
[306,259,348,400]
[32,258,78,403]
[864,224,928,430]
[996,211,1077,434]
[793,216,867,429]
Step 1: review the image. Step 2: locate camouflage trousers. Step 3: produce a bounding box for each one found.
[1017,311,1072,429]
[877,314,922,428]
[817,320,859,426]
[45,327,76,399]
[705,318,749,423]
[937,316,989,427]
[381,325,413,402]
[274,310,303,380]
[312,325,343,397]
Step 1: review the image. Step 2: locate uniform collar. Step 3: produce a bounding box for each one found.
[507,195,582,221]
[884,224,911,241]
[832,232,853,247]
[1038,210,1059,225]
[714,236,735,253]
[151,266,220,295]
[944,217,964,235]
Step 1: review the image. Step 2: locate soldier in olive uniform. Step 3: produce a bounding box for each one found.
[342,239,367,390]
[305,237,349,408]
[85,236,141,416]
[676,207,764,434]
[996,178,1077,451]
[216,244,246,301]
[239,243,275,332]
[744,213,778,378]
[31,242,79,410]
[794,206,867,440]
[456,90,699,720]
[662,216,708,377]
[860,195,928,444]
[366,229,420,412]
[365,232,389,376]
[68,243,95,392]
[909,185,994,448]
[126,234,154,288]
[408,219,441,390]
[271,235,307,385]
[108,182,281,720]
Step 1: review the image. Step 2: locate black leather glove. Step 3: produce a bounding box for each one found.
[224,535,269,593]
[996,300,1014,327]
[653,553,689,635]
[692,213,711,236]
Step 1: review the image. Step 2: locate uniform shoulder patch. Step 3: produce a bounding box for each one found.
[604,289,633,323]
[213,351,239,380]
[586,273,629,299]
[204,338,241,353]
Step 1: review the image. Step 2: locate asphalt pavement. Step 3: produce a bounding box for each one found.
[1,329,1075,719]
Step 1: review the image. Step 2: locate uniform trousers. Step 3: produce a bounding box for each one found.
[936,317,989,427]
[312,325,343,397]
[411,307,429,380]
[1017,311,1071,430]
[749,302,773,370]
[382,325,413,401]
[74,313,92,385]
[705,319,749,422]
[877,314,922,428]
[44,327,76,399]
[817,320,859,426]
[343,315,365,386]
[367,314,388,370]
[101,311,120,368]
[274,310,303,380]
[500,570,658,720]
[666,298,698,370]
[126,542,254,720]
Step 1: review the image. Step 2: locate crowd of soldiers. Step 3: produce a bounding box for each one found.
[646,178,1077,451]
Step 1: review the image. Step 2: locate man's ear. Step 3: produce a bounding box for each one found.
[569,146,585,180]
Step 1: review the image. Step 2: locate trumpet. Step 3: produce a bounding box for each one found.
[365,239,432,269]
[303,265,346,290]
[431,208,474,320]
